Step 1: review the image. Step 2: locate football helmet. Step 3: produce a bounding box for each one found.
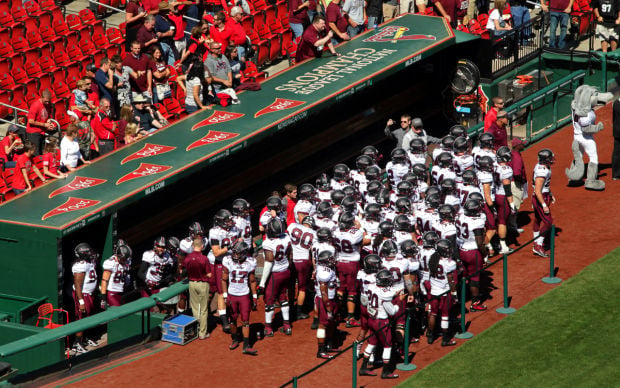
[468,191,484,204]
[440,135,455,151]
[231,241,250,263]
[453,136,469,154]
[356,155,373,171]
[449,125,467,139]
[462,169,478,185]
[214,209,234,229]
[316,227,333,243]
[402,172,418,186]
[167,237,180,255]
[379,240,398,258]
[422,231,440,248]
[115,244,132,262]
[154,236,167,248]
[341,195,357,213]
[378,220,394,237]
[363,254,383,273]
[425,186,440,198]
[440,178,457,195]
[412,163,428,181]
[266,196,283,212]
[479,132,494,149]
[342,185,359,201]
[394,214,411,232]
[298,183,317,201]
[497,146,512,163]
[366,180,383,197]
[330,189,345,205]
[333,163,350,180]
[365,166,381,182]
[361,145,381,162]
[425,193,441,209]
[409,138,426,154]
[317,250,337,268]
[400,239,419,258]
[436,239,453,257]
[391,148,408,163]
[375,269,394,287]
[317,201,334,218]
[438,204,454,222]
[394,197,412,213]
[316,173,331,191]
[74,243,94,261]
[189,221,205,237]
[538,148,555,165]
[377,188,391,206]
[231,198,251,216]
[115,239,132,259]
[477,156,495,172]
[338,212,356,230]
[266,218,285,239]
[437,152,453,168]
[396,180,414,197]
[464,198,483,216]
[364,203,382,221]
[302,215,316,228]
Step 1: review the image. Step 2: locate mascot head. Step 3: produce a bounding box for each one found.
[572,85,613,116]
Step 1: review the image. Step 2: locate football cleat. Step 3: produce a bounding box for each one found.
[441,339,457,347]
[297,311,310,320]
[381,372,399,379]
[470,302,487,312]
[243,347,258,355]
[317,351,335,359]
[359,369,377,376]
[499,246,514,254]
[325,343,341,352]
[263,326,274,338]
[311,318,319,330]
[280,325,293,336]
[85,338,99,347]
[426,332,436,345]
[72,342,87,354]
[229,340,240,350]
[345,318,361,328]
[533,244,549,257]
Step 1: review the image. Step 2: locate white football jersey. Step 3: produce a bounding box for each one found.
[456,213,486,250]
[314,264,338,299]
[472,147,496,169]
[233,215,253,247]
[330,179,348,191]
[444,194,461,208]
[407,151,427,166]
[386,161,411,188]
[312,241,337,265]
[179,236,208,254]
[430,256,457,296]
[394,230,415,246]
[494,164,513,196]
[532,163,552,193]
[457,183,482,208]
[418,247,434,285]
[333,228,364,262]
[259,210,286,227]
[262,235,292,273]
[477,170,496,202]
[432,147,453,163]
[223,256,256,296]
[315,216,338,231]
[317,189,332,202]
[143,250,174,285]
[102,256,127,293]
[382,256,412,291]
[294,200,316,220]
[432,166,456,186]
[72,260,98,294]
[357,271,377,306]
[286,223,316,262]
[366,283,398,319]
[417,210,439,234]
[432,220,457,240]
[350,170,368,196]
[208,226,240,264]
[453,154,474,182]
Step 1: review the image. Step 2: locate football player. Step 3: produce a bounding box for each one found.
[456,199,488,311]
[331,163,351,190]
[314,250,339,359]
[287,215,317,320]
[354,254,382,362]
[351,155,373,197]
[316,173,332,202]
[417,193,440,234]
[431,152,456,186]
[457,170,482,207]
[440,178,460,210]
[477,155,498,256]
[232,198,253,250]
[100,244,132,308]
[259,218,293,337]
[294,183,317,222]
[359,269,401,379]
[386,148,411,189]
[315,201,338,230]
[208,209,242,333]
[532,149,556,257]
[394,214,417,246]
[472,132,496,169]
[72,243,99,354]
[407,138,427,166]
[180,221,207,255]
[221,241,258,355]
[377,188,397,222]
[494,146,517,254]
[361,145,382,167]
[361,203,382,256]
[418,231,439,302]
[427,239,458,347]
[432,135,455,164]
[333,212,364,327]
[259,196,286,234]
[138,237,175,310]
[452,136,474,184]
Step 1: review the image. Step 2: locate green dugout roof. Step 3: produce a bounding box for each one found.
[0,14,454,232]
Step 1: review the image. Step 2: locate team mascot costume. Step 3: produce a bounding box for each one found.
[565,85,612,191]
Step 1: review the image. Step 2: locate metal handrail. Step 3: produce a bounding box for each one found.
[87,0,200,22]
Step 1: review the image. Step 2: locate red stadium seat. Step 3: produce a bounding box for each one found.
[26,31,52,54]
[154,102,177,121]
[92,33,121,58]
[66,14,91,36]
[241,15,253,35]
[66,75,80,91]
[163,97,186,118]
[23,80,40,105]
[10,35,31,53]
[52,47,74,68]
[253,41,270,67]
[65,43,91,64]
[253,0,268,11]
[10,4,30,23]
[0,11,24,33]
[39,0,63,13]
[38,74,54,96]
[51,78,72,101]
[24,61,47,79]
[0,168,17,203]
[0,91,10,120]
[106,27,125,46]
[9,65,30,85]
[23,0,50,18]
[0,43,25,70]
[52,18,73,38]
[39,25,64,45]
[79,9,105,29]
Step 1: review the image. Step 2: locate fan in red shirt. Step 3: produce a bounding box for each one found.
[204,11,233,53]
[12,142,47,195]
[0,125,22,168]
[296,15,340,63]
[227,7,248,60]
[179,21,211,64]
[91,98,118,156]
[41,138,68,180]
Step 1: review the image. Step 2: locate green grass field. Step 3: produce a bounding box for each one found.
[400,248,620,387]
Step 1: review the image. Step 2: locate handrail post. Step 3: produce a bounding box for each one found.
[454,275,473,339]
[543,225,562,284]
[552,91,558,130]
[396,312,417,371]
[496,254,516,314]
[292,376,298,388]
[352,341,358,388]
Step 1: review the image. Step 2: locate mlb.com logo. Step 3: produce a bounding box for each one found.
[363,26,436,43]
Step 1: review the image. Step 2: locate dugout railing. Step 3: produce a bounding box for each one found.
[279,225,562,387]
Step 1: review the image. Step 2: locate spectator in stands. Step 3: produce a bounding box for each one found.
[484,96,505,132]
[487,110,509,149]
[41,138,68,180]
[282,184,298,225]
[510,0,532,43]
[12,142,46,195]
[289,0,311,38]
[71,79,98,121]
[541,0,574,49]
[155,1,179,65]
[486,0,512,37]
[433,0,459,28]
[152,47,173,103]
[593,0,620,52]
[225,45,244,89]
[112,55,131,108]
[205,11,233,53]
[60,125,91,172]
[343,0,365,38]
[124,123,144,145]
[85,65,101,98]
[95,58,119,119]
[383,0,399,21]
[26,90,55,156]
[117,105,140,146]
[326,0,350,44]
[125,0,149,51]
[91,98,117,156]
[180,22,211,67]
[178,59,212,113]
[366,0,382,29]
[204,0,229,15]
[67,111,99,161]
[401,0,414,13]
[169,2,189,54]
[205,42,241,104]
[227,6,249,61]
[123,41,155,102]
[132,95,166,132]
[296,16,340,62]
[137,15,160,53]
[0,125,22,168]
